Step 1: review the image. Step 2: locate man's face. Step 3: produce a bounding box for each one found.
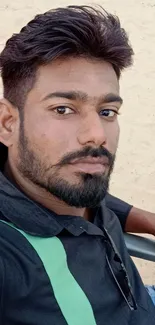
[15,57,121,208]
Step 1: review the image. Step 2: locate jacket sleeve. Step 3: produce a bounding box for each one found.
[104,193,133,231]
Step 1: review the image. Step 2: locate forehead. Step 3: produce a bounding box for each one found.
[28,57,119,102]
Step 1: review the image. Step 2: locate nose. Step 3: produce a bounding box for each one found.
[77,112,106,147]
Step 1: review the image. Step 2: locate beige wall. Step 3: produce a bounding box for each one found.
[0,0,155,282]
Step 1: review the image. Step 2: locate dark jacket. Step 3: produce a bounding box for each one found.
[0,168,154,324]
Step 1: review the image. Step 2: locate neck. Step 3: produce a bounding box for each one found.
[4,160,88,218]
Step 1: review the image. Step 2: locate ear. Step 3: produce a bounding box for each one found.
[0,98,19,147]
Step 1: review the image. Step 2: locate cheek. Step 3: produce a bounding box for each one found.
[106,121,120,154]
[25,116,79,163]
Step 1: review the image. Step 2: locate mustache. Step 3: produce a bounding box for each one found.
[57,146,115,167]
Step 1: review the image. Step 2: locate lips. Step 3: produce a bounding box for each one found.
[69,156,109,166]
[68,156,109,174]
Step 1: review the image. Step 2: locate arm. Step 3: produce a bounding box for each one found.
[105,193,155,236]
[125,206,155,236]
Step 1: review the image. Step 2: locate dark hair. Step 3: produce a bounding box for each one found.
[0,5,134,109]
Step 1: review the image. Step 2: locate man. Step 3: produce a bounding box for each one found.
[0,5,154,324]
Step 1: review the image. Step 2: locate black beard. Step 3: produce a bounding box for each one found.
[17,122,115,208]
[41,171,111,208]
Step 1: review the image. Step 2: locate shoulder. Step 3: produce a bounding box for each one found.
[99,200,123,234]
[0,218,38,265]
[105,193,133,221]
[0,218,43,294]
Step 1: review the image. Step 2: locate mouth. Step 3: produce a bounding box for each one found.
[69,156,109,165]
[69,156,109,174]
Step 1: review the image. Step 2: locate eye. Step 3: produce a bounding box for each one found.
[99,109,118,119]
[53,106,74,115]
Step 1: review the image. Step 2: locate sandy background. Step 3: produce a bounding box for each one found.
[0,0,155,284]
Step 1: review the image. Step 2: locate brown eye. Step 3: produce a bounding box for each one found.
[100,109,118,119]
[54,106,74,115]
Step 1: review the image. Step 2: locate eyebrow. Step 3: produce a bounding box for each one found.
[42,91,123,105]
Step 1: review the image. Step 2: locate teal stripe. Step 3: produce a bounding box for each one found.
[1,221,97,325]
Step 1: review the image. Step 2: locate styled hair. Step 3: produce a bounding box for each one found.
[0,5,134,109]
